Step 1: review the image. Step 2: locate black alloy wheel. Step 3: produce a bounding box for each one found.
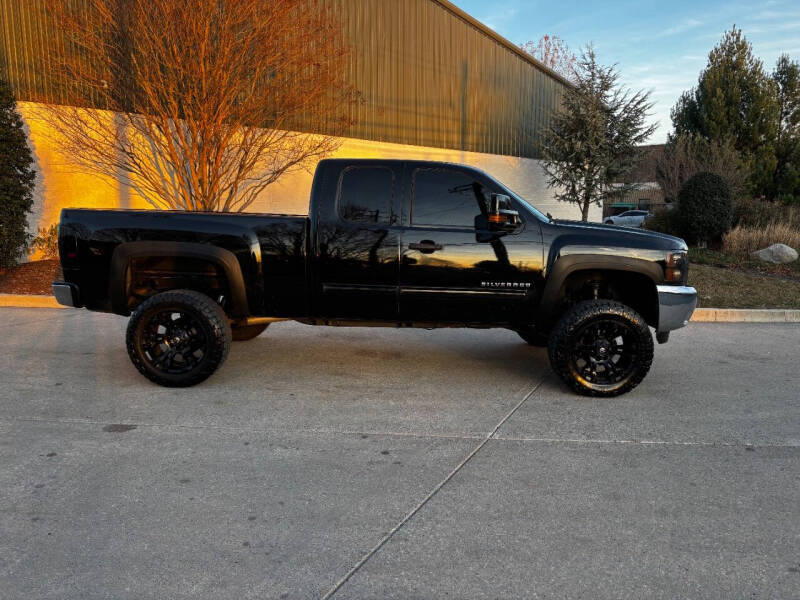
[547,300,653,397]
[126,290,231,387]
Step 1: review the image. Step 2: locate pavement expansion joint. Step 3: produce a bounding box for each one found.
[493,435,800,448]
[3,416,798,449]
[320,377,546,599]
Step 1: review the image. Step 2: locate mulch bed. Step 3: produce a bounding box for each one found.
[0,260,62,295]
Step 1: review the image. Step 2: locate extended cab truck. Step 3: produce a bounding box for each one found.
[53,159,697,396]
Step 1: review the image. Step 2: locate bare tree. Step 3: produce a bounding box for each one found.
[35,0,356,212]
[520,35,576,80]
[656,133,747,202]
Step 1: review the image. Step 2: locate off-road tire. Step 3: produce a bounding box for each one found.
[547,300,653,397]
[515,326,548,347]
[231,323,269,342]
[126,290,232,387]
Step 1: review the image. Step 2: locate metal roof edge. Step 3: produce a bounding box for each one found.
[430,0,575,88]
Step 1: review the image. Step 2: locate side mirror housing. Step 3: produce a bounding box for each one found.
[488,193,520,232]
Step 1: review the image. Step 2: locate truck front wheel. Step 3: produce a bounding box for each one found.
[126,290,232,387]
[547,300,653,397]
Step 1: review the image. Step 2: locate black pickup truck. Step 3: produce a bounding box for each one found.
[53,159,696,396]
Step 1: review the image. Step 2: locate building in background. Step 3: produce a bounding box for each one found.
[604,182,667,218]
[604,145,668,218]
[0,0,597,249]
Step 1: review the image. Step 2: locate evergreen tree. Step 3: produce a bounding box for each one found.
[771,54,800,202]
[671,27,780,196]
[0,69,35,268]
[542,46,655,222]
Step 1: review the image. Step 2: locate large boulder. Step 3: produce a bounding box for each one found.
[750,243,799,264]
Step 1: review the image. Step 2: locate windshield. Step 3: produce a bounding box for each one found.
[480,171,550,222]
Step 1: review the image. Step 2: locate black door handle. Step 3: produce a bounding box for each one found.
[408,240,442,254]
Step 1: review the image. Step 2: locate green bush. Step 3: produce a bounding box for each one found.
[677,172,733,245]
[0,69,35,268]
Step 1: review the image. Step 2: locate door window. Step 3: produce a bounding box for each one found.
[411,168,492,228]
[338,166,395,225]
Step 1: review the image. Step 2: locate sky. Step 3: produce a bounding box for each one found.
[451,0,800,144]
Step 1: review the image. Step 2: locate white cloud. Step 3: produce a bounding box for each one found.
[478,6,519,32]
[656,18,704,38]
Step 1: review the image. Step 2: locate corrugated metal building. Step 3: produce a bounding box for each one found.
[0,0,599,242]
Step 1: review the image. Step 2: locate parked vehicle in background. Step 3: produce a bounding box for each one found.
[605,210,652,227]
[53,159,697,396]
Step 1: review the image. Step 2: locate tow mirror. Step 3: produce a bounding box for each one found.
[488,194,520,232]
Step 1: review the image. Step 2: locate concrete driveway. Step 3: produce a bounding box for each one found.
[0,308,798,599]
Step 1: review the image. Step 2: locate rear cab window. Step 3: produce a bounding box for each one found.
[337,166,395,225]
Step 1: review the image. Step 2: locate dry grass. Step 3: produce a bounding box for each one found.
[722,223,800,255]
[689,263,800,308]
[690,248,800,279]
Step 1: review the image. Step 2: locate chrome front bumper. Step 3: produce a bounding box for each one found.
[52,282,81,307]
[656,285,697,332]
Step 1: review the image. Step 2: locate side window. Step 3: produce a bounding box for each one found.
[411,168,492,228]
[338,166,394,225]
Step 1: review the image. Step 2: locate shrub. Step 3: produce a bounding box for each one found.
[723,223,800,255]
[733,197,800,229]
[0,69,36,268]
[643,207,682,237]
[31,224,59,260]
[656,133,747,203]
[677,172,733,245]
[779,194,799,207]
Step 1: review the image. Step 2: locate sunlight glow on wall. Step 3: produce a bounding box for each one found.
[18,101,600,257]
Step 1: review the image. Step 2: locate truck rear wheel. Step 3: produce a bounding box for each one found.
[126,290,232,387]
[547,300,653,397]
[231,323,269,341]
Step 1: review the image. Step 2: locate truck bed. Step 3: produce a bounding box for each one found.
[58,209,309,317]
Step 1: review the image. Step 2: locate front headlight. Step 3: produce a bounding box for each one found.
[664,251,688,284]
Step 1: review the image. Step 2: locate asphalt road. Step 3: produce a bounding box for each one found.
[0,308,798,599]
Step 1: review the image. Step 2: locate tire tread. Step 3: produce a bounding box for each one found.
[547,300,654,397]
[125,289,231,387]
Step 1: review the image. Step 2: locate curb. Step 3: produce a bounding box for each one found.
[0,294,65,309]
[1,294,799,322]
[691,308,800,323]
